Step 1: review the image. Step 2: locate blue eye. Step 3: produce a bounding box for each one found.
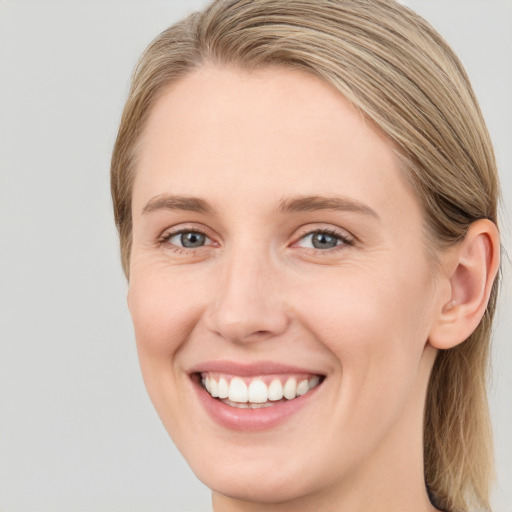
[166,230,210,248]
[296,230,351,250]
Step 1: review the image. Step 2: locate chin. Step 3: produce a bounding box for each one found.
[173,427,344,507]
[198,461,318,506]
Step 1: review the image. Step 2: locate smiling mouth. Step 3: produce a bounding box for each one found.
[199,372,324,409]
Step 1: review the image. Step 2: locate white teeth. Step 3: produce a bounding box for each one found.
[268,379,284,401]
[218,377,229,399]
[283,377,297,400]
[228,377,248,403]
[202,374,322,405]
[309,376,320,389]
[222,399,275,409]
[249,401,274,409]
[248,380,268,403]
[296,379,309,396]
[210,378,219,398]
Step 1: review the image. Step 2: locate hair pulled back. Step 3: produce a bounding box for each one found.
[111,2,500,510]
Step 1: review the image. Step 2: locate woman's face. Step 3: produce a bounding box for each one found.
[128,66,442,506]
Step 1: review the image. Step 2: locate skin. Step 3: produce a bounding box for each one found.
[127,65,450,512]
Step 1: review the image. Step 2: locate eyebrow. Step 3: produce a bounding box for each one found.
[141,195,215,215]
[141,193,379,219]
[277,195,380,219]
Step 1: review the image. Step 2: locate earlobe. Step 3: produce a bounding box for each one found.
[429,219,500,350]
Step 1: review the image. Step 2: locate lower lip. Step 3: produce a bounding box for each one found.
[192,375,322,432]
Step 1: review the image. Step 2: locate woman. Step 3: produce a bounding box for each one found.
[111,1,501,511]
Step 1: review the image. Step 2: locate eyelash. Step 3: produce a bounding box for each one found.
[157,227,354,254]
[157,227,212,254]
[295,228,354,253]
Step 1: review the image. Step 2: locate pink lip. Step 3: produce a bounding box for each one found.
[189,361,324,432]
[189,360,322,377]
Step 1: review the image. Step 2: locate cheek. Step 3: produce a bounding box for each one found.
[295,264,434,402]
[127,265,204,359]
[299,267,431,348]
[126,268,207,433]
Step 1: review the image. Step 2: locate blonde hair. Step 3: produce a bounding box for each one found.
[111,1,500,510]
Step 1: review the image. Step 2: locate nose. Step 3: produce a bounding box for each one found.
[204,246,290,344]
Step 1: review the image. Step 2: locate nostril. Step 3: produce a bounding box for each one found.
[206,316,290,344]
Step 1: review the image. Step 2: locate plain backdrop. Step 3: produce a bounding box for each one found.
[0,1,510,511]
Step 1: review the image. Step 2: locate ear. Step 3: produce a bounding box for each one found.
[429,219,500,350]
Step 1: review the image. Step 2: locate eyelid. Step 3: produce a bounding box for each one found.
[156,223,355,253]
[158,224,217,248]
[292,225,355,245]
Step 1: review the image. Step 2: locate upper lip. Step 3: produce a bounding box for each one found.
[188,360,324,377]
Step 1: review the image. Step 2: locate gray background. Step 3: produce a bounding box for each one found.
[0,1,510,511]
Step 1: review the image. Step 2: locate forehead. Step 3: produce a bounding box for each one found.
[133,64,418,223]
